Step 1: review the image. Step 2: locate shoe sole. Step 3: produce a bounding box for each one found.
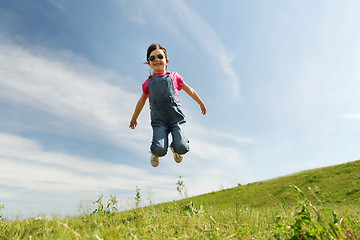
[170,147,183,163]
[151,155,160,167]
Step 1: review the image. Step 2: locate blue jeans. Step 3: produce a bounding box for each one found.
[148,74,190,157]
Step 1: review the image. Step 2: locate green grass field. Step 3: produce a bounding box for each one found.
[1,160,359,239]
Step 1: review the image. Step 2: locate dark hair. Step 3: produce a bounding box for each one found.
[145,43,168,64]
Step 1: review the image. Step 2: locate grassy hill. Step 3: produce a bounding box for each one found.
[1,160,359,239]
[176,159,360,209]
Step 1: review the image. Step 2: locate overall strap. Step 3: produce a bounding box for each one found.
[148,72,170,80]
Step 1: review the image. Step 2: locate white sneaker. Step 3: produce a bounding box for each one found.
[170,147,183,163]
[150,153,160,167]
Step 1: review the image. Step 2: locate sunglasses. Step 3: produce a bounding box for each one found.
[148,54,164,62]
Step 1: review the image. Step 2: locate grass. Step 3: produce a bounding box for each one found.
[1,160,359,239]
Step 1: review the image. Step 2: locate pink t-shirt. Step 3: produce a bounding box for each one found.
[142,72,184,98]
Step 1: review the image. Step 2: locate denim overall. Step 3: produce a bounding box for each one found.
[148,73,189,157]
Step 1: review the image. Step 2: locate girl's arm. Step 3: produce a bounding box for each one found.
[129,92,148,129]
[182,82,207,115]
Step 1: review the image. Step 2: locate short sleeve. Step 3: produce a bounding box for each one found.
[170,72,184,91]
[142,79,150,95]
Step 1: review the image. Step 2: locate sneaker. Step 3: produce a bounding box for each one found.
[170,147,183,163]
[150,153,160,167]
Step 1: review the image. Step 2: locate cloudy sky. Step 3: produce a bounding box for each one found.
[1,0,360,218]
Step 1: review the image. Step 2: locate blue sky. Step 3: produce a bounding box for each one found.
[1,0,360,218]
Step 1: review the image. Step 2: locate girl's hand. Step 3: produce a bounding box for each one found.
[129,93,148,130]
[129,119,137,129]
[200,103,207,115]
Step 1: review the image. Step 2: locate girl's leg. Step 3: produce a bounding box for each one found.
[170,121,189,155]
[151,124,169,157]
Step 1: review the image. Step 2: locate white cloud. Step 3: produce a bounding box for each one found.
[167,0,240,98]
[338,114,360,119]
[0,38,151,151]
[115,0,146,25]
[0,132,178,215]
[0,132,173,192]
[47,0,66,13]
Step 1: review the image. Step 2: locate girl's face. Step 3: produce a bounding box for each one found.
[148,49,168,74]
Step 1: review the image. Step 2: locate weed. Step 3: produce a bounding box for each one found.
[177,176,188,197]
[0,204,4,219]
[274,185,356,239]
[135,186,141,208]
[91,193,118,217]
[163,204,175,213]
[181,201,204,216]
[346,188,359,196]
[181,201,217,224]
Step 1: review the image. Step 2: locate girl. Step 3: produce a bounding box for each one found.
[130,43,207,167]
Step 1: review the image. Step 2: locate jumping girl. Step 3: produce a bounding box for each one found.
[129,43,207,167]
